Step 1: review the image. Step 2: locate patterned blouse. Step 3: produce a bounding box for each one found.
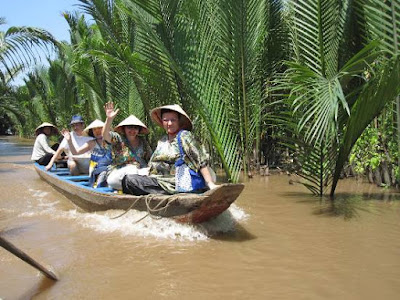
[108,131,152,171]
[149,130,209,193]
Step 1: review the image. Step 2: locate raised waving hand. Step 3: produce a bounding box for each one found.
[102,102,119,143]
[104,101,119,120]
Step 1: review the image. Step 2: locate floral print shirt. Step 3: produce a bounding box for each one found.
[149,130,209,193]
[108,131,152,171]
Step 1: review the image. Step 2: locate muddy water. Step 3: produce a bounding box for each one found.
[1,136,400,299]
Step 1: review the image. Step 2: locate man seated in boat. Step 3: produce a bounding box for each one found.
[61,119,112,188]
[121,104,217,195]
[45,115,94,175]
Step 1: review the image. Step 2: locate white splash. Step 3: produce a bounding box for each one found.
[18,204,248,241]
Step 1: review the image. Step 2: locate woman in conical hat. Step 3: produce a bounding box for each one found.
[122,104,217,196]
[31,122,60,166]
[34,122,59,136]
[102,102,153,190]
[60,119,112,188]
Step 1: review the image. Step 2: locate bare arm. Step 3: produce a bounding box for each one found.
[102,102,119,143]
[62,129,94,155]
[200,166,217,190]
[45,145,65,171]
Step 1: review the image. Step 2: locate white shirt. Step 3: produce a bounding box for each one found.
[31,133,56,161]
[59,131,94,161]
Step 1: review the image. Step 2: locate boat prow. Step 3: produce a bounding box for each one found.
[34,163,244,223]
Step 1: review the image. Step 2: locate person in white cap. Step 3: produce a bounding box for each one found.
[45,115,93,175]
[102,102,153,190]
[31,122,60,166]
[122,104,217,195]
[61,119,112,188]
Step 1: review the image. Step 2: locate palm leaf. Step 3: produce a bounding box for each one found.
[331,55,400,196]
[1,25,58,78]
[356,0,400,55]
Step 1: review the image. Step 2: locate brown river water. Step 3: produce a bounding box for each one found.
[1,136,400,299]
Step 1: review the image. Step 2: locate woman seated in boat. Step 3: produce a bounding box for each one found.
[61,119,112,188]
[103,102,153,190]
[122,104,217,195]
[31,122,60,166]
[45,115,94,175]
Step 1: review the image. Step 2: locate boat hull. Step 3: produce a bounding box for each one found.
[34,164,244,223]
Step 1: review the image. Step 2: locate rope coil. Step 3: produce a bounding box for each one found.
[111,194,177,222]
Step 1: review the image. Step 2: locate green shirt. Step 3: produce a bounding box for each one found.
[149,130,209,193]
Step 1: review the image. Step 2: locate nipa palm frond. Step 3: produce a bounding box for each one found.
[331,55,400,196]
[355,0,400,55]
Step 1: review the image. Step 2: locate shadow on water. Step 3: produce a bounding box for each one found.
[207,223,257,242]
[0,168,16,173]
[24,278,58,300]
[282,191,400,220]
[318,192,400,220]
[313,195,372,220]
[1,223,41,237]
[192,209,257,242]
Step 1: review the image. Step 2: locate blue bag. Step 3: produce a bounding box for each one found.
[175,131,205,192]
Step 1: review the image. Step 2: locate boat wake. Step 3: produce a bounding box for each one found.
[18,202,248,241]
[17,186,248,241]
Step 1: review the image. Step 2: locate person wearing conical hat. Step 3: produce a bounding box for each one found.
[60,119,112,188]
[45,115,94,175]
[122,104,217,196]
[31,122,60,166]
[102,102,153,190]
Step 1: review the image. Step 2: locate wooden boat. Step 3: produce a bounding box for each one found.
[34,163,244,223]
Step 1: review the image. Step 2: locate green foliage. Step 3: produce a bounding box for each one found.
[274,0,380,196]
[350,126,383,173]
[331,55,400,195]
[0,19,58,79]
[350,102,400,181]
[3,0,400,195]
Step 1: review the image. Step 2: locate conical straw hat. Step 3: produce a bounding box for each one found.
[150,104,192,131]
[114,115,149,134]
[84,119,105,134]
[35,122,59,136]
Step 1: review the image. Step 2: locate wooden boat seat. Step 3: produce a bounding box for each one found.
[61,175,90,181]
[51,168,69,173]
[54,172,70,176]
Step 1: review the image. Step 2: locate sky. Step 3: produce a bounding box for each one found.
[2,0,85,84]
[2,0,82,42]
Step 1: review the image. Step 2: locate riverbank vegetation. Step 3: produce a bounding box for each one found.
[1,0,400,197]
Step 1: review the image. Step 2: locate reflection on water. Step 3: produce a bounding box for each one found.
[314,192,400,220]
[314,195,370,220]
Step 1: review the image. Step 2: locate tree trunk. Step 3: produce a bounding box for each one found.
[391,167,396,186]
[367,167,374,183]
[373,167,383,186]
[381,161,391,186]
[349,165,355,177]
